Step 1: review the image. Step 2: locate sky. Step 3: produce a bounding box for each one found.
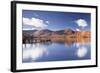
[22,10,91,31]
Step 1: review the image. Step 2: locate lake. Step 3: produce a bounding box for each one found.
[22,42,91,63]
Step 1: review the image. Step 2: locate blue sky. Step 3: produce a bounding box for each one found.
[22,10,91,31]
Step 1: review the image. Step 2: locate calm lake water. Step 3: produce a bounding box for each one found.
[22,42,91,63]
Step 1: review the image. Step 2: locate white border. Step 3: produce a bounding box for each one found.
[16,4,96,70]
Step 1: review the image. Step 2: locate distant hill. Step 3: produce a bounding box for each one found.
[23,29,90,39]
[23,28,75,36]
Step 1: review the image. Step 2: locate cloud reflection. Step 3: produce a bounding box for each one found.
[23,44,49,61]
[76,47,88,58]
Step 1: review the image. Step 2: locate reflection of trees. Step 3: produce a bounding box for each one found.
[40,41,52,46]
[23,33,33,44]
[64,39,74,46]
[23,33,51,44]
[23,35,90,46]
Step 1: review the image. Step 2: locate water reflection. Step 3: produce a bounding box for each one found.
[23,41,90,63]
[23,43,49,62]
[76,47,88,58]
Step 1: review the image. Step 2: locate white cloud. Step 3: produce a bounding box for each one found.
[23,17,48,29]
[75,19,88,28]
[22,27,35,30]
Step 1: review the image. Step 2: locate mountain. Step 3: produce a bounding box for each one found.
[40,29,53,33]
[33,29,53,36]
[64,29,75,34]
[23,30,37,35]
[23,29,75,37]
[54,30,65,35]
